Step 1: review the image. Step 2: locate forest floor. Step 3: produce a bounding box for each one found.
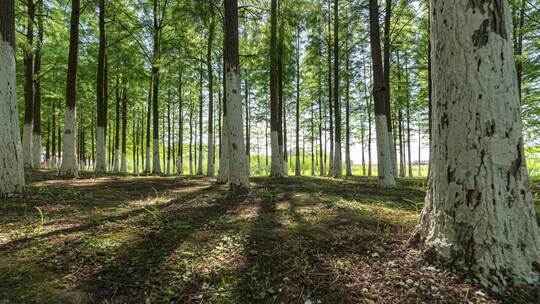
[1,170,539,304]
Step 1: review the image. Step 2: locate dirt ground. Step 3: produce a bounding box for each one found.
[1,170,539,303]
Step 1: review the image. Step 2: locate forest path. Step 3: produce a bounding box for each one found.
[2,170,536,303]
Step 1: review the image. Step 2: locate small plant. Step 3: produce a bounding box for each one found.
[33,207,46,233]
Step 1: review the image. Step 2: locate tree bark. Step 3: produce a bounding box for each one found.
[32,2,43,168]
[197,66,204,175]
[224,0,249,193]
[368,0,395,187]
[58,0,80,178]
[121,85,127,174]
[0,0,25,194]
[95,0,107,173]
[113,79,120,173]
[332,0,341,178]
[412,0,540,297]
[177,69,184,175]
[295,27,301,177]
[145,76,152,173]
[23,0,36,169]
[207,8,215,177]
[269,0,283,177]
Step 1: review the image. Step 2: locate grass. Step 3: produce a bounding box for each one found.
[0,170,538,303]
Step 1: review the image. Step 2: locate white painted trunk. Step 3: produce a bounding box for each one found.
[0,40,25,194]
[413,0,540,296]
[145,146,150,173]
[217,118,229,183]
[208,132,214,176]
[270,131,283,177]
[375,115,395,187]
[225,67,249,192]
[22,123,33,168]
[113,149,119,173]
[58,107,78,178]
[334,141,342,178]
[197,146,203,175]
[32,133,41,168]
[177,155,183,175]
[95,126,107,173]
[152,138,161,174]
[120,152,126,173]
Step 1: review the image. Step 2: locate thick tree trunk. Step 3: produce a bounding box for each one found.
[269,0,283,177]
[58,0,80,178]
[224,0,249,193]
[412,0,540,297]
[0,0,25,194]
[368,0,395,187]
[95,0,107,173]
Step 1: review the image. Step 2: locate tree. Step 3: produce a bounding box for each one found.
[224,0,249,193]
[0,0,25,194]
[58,0,80,178]
[332,0,341,178]
[95,0,107,173]
[23,0,36,169]
[411,0,540,297]
[33,0,44,169]
[368,0,395,187]
[269,0,283,177]
[207,3,216,177]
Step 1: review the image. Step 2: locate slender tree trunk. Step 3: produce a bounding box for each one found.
[145,76,152,173]
[345,29,352,177]
[113,79,120,173]
[245,79,251,176]
[207,9,215,177]
[52,100,56,166]
[167,91,171,174]
[46,119,50,166]
[32,4,43,169]
[332,0,341,178]
[58,0,80,178]
[120,86,127,174]
[197,66,204,175]
[177,69,184,175]
[311,101,315,176]
[217,61,229,183]
[412,1,540,297]
[366,59,373,177]
[405,60,413,177]
[23,0,36,169]
[295,27,301,177]
[269,0,283,177]
[327,2,334,177]
[95,0,107,173]
[368,0,394,187]
[383,0,395,177]
[224,0,249,193]
[0,0,25,194]
[278,17,287,176]
[189,95,194,175]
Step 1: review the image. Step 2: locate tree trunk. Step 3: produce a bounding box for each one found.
[217,61,229,183]
[412,0,540,297]
[0,0,25,194]
[166,91,171,174]
[189,95,194,175]
[197,66,204,175]
[224,0,249,193]
[33,4,43,169]
[59,0,80,178]
[295,27,301,177]
[207,9,215,177]
[326,2,334,177]
[332,0,341,178]
[345,36,352,177]
[177,69,184,175]
[245,79,251,176]
[121,86,127,174]
[382,0,395,177]
[368,0,394,187]
[269,0,283,177]
[23,0,36,169]
[95,0,107,173]
[405,60,413,177]
[145,76,152,173]
[278,17,287,176]
[113,79,120,173]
